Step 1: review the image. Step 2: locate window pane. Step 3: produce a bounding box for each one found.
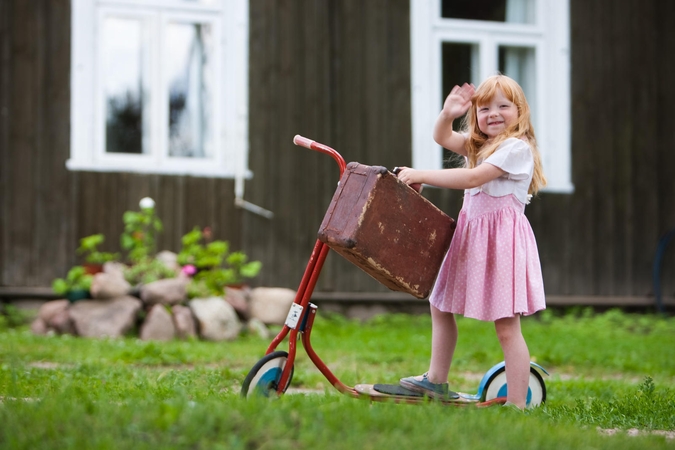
[441,42,476,168]
[167,22,214,159]
[103,17,149,154]
[441,0,535,24]
[498,45,536,121]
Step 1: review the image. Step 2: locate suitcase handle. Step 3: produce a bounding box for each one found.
[392,167,423,193]
[293,135,347,177]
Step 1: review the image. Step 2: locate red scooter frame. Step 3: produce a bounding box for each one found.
[261,135,357,397]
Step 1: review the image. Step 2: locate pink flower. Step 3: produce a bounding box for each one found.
[203,227,212,240]
[181,264,197,276]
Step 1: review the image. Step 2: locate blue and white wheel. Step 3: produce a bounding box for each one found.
[241,351,294,398]
[480,362,547,407]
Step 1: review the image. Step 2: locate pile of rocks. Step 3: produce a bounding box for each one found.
[31,263,296,341]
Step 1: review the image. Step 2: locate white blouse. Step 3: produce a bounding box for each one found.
[467,138,534,204]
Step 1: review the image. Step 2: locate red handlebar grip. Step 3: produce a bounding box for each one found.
[293,135,315,149]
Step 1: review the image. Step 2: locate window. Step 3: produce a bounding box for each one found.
[411,0,572,192]
[69,0,249,178]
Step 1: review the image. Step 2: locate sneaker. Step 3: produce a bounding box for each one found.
[399,373,456,400]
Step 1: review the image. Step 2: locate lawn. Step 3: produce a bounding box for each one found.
[0,307,674,449]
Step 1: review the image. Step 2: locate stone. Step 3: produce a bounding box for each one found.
[49,308,76,334]
[69,296,142,338]
[224,286,250,320]
[248,287,296,325]
[189,297,242,341]
[90,272,131,299]
[156,251,180,273]
[172,305,197,339]
[31,300,74,335]
[139,304,176,341]
[30,318,48,335]
[37,299,70,323]
[246,318,271,339]
[103,261,127,279]
[140,277,188,306]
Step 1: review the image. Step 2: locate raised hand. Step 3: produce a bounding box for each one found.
[442,83,475,120]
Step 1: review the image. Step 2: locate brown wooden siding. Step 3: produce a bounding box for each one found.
[245,0,412,293]
[1,0,74,286]
[2,0,675,304]
[566,0,675,296]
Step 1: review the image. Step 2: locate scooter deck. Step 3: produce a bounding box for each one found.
[354,384,507,407]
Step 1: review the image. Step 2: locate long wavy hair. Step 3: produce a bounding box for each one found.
[462,74,547,194]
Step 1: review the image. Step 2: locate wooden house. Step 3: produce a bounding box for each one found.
[1,0,674,309]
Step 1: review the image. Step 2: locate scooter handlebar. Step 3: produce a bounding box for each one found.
[292,135,346,177]
[293,135,315,149]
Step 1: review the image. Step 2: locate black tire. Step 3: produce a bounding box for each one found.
[240,351,294,398]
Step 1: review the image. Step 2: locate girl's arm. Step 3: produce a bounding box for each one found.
[396,163,504,191]
[433,113,468,156]
[433,83,475,156]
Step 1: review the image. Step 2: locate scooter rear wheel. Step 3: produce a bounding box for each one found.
[241,351,294,398]
[483,365,546,407]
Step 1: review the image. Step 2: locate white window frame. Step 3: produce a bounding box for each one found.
[69,0,249,178]
[411,0,573,193]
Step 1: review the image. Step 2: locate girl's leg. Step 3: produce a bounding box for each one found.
[426,305,458,383]
[494,316,530,409]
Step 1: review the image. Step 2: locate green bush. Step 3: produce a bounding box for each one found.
[178,227,261,297]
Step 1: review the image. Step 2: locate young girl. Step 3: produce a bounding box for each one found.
[396,74,546,409]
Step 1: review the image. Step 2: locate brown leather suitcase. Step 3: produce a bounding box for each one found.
[318,162,456,299]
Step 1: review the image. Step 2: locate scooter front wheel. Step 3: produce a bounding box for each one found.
[241,351,294,398]
[482,365,546,407]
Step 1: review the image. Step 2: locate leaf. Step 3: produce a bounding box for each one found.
[181,228,202,246]
[226,252,247,266]
[123,211,141,227]
[52,278,69,296]
[78,234,105,253]
[66,266,87,282]
[120,233,135,250]
[239,261,262,278]
[208,241,228,256]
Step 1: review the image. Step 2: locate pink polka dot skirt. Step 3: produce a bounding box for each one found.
[429,192,546,322]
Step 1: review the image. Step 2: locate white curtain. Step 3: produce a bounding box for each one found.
[505,0,535,24]
[502,46,537,125]
[168,23,213,158]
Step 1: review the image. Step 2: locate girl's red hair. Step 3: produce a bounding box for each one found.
[463,74,546,194]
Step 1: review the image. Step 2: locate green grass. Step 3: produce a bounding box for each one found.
[1,308,674,449]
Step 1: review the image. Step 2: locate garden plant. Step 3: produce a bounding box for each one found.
[178,227,262,298]
[77,234,119,266]
[50,197,260,297]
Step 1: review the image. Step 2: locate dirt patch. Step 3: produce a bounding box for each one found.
[598,427,675,440]
[28,361,67,369]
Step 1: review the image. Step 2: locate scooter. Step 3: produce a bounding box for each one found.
[241,136,548,407]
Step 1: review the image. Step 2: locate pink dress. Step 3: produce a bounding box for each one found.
[429,138,546,321]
